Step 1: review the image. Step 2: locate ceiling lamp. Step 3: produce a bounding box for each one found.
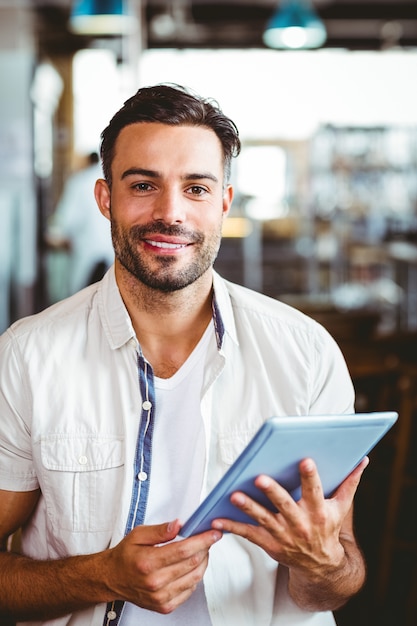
[263,0,327,50]
[69,0,137,36]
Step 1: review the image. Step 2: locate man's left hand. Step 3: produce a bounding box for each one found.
[211,457,369,611]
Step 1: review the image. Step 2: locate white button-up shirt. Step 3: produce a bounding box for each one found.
[0,267,355,626]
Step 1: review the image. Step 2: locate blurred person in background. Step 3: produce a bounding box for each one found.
[47,151,114,296]
[0,84,367,626]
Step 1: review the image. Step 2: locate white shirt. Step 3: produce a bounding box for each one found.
[0,267,355,626]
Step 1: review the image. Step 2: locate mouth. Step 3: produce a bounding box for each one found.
[129,224,203,255]
[144,239,189,250]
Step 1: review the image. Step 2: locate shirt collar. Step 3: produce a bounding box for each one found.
[98,266,136,350]
[212,271,239,350]
[98,266,239,351]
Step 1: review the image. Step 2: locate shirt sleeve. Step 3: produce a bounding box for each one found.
[0,329,39,491]
[309,322,355,415]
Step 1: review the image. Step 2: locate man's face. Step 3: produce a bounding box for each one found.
[95,122,233,292]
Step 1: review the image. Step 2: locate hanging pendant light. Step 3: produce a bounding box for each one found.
[263,0,327,50]
[69,0,137,36]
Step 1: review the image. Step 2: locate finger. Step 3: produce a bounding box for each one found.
[155,583,199,614]
[108,524,221,609]
[298,458,325,506]
[129,520,221,551]
[129,533,219,601]
[213,475,301,532]
[211,513,270,543]
[132,552,208,614]
[155,529,222,570]
[125,523,221,582]
[143,551,210,614]
[253,474,302,523]
[332,457,369,504]
[211,486,283,538]
[128,519,182,546]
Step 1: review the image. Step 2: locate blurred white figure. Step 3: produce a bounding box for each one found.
[48,152,114,296]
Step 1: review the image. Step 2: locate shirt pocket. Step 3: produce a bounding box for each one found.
[40,434,124,533]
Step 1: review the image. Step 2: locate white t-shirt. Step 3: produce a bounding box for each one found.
[121,323,214,625]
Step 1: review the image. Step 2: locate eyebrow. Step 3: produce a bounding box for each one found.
[121,168,158,180]
[121,167,219,184]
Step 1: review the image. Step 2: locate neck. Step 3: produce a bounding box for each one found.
[115,261,214,377]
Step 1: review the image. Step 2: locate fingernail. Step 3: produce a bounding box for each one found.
[303,459,315,472]
[212,521,223,530]
[232,493,246,506]
[257,475,271,488]
[167,519,176,533]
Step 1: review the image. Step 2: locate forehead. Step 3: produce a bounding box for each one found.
[113,122,224,172]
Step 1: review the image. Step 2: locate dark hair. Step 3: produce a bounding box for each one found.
[99,83,241,187]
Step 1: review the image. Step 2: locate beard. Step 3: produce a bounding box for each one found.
[110,219,222,293]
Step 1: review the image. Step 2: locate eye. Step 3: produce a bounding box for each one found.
[187,185,208,196]
[131,182,154,192]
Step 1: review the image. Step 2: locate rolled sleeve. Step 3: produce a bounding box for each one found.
[0,329,38,491]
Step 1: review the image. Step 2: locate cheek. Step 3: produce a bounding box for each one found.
[195,215,222,237]
[111,194,148,223]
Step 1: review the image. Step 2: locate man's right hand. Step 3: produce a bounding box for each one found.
[104,520,222,614]
[0,489,222,623]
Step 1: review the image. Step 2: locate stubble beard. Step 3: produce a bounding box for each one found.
[110,219,222,293]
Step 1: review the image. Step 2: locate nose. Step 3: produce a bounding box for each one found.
[151,187,186,224]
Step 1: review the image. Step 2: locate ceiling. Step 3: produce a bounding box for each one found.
[29,0,417,56]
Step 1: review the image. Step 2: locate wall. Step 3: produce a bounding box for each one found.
[0,6,37,332]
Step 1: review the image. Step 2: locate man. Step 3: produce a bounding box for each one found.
[0,84,367,626]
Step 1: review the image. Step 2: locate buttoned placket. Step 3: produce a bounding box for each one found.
[103,348,156,626]
[102,297,225,626]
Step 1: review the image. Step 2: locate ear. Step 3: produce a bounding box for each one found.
[94,179,111,221]
[222,184,234,220]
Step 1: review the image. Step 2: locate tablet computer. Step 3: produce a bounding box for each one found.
[180,411,398,537]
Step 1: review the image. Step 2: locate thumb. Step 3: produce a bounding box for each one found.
[129,519,182,546]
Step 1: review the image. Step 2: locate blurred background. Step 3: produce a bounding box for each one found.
[1,1,417,624]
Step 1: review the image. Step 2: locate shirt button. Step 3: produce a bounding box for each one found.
[107,610,117,620]
[138,471,148,481]
[78,455,88,465]
[142,400,152,411]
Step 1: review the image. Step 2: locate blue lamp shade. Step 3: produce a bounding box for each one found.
[263,0,327,49]
[69,0,137,35]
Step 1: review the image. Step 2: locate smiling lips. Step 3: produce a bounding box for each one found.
[145,239,189,251]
